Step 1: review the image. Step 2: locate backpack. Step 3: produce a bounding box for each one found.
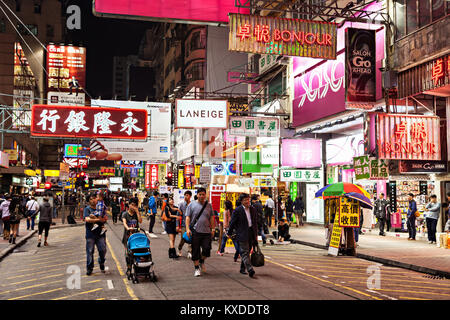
[9,200,22,221]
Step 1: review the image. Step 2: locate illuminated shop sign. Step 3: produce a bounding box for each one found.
[376,113,440,161]
[229,13,337,59]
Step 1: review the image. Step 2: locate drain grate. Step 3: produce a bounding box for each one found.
[423,275,447,280]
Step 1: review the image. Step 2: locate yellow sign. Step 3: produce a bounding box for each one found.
[59,162,70,173]
[3,149,18,161]
[219,193,226,222]
[178,169,184,189]
[44,170,60,177]
[195,165,201,179]
[339,197,360,228]
[24,169,36,176]
[328,218,342,256]
[36,169,41,175]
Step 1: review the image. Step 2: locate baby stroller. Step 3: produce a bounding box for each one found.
[125,229,157,283]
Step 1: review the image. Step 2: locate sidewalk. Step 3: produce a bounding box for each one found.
[0,216,83,261]
[283,223,450,278]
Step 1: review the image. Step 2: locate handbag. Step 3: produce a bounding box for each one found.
[250,243,265,267]
[182,201,208,244]
[414,211,420,218]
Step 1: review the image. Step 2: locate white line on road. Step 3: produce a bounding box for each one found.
[366,289,398,300]
[107,280,114,290]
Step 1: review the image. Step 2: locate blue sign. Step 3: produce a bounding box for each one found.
[57,181,63,187]
[160,146,168,153]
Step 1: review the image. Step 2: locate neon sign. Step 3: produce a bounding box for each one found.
[376,113,441,161]
[229,14,337,59]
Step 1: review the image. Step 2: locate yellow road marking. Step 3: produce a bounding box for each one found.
[342,279,450,290]
[399,296,430,300]
[0,279,62,295]
[30,252,81,262]
[2,259,85,274]
[106,238,138,300]
[97,298,106,300]
[53,287,104,300]
[5,267,65,280]
[8,287,64,300]
[319,274,450,287]
[373,288,450,297]
[7,273,64,286]
[266,259,382,300]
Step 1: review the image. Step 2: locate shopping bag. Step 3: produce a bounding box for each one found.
[250,243,265,267]
[182,231,192,244]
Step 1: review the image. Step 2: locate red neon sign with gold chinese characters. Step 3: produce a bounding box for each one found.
[376,113,440,161]
[229,14,337,59]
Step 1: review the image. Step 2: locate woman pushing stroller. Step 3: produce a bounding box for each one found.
[121,199,142,247]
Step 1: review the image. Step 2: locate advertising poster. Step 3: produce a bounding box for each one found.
[345,28,376,102]
[91,100,171,161]
[46,45,86,105]
[281,139,322,168]
[338,197,360,228]
[328,218,342,256]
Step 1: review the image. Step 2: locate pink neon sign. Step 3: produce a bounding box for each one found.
[281,139,322,168]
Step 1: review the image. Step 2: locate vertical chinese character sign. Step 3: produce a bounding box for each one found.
[31,105,147,139]
[339,197,360,228]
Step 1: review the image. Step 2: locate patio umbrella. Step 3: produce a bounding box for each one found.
[343,192,373,209]
[315,182,371,199]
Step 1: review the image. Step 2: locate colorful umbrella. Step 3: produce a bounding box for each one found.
[343,192,373,209]
[315,182,371,199]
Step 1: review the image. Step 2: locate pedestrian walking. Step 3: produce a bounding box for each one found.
[227,193,257,278]
[25,196,39,231]
[293,196,305,227]
[52,194,59,219]
[251,194,266,245]
[148,191,158,237]
[161,193,169,235]
[286,197,294,225]
[407,193,417,241]
[177,190,192,257]
[1,195,11,240]
[264,194,275,227]
[185,187,215,277]
[164,197,181,259]
[84,194,108,276]
[8,195,23,244]
[373,193,390,236]
[36,196,52,247]
[111,196,121,224]
[121,198,142,247]
[218,200,240,261]
[425,194,440,244]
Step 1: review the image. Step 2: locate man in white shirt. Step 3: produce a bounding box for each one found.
[26,196,40,230]
[264,194,275,227]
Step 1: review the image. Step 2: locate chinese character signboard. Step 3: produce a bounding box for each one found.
[46,45,86,105]
[176,99,228,129]
[328,218,342,256]
[242,151,273,174]
[279,169,322,183]
[31,105,147,139]
[353,156,370,180]
[99,167,115,176]
[375,113,440,161]
[399,160,448,173]
[339,197,360,228]
[228,116,279,137]
[345,28,376,102]
[281,139,322,168]
[229,14,337,59]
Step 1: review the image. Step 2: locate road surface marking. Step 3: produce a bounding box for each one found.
[53,288,104,300]
[106,238,138,300]
[4,259,85,274]
[5,273,65,286]
[266,259,382,300]
[8,287,64,300]
[399,296,430,300]
[372,288,450,297]
[107,280,114,289]
[0,279,62,295]
[366,290,398,300]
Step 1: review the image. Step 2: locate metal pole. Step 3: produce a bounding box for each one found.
[61,185,65,224]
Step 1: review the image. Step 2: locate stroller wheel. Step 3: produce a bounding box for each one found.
[133,276,139,284]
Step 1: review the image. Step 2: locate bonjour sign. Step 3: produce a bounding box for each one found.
[175,99,228,129]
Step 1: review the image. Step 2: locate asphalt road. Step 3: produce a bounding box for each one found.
[0,217,449,301]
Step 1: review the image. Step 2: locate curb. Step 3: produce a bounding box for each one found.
[0,230,37,262]
[0,223,83,262]
[290,238,450,279]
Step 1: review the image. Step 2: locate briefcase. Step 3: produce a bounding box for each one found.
[250,244,265,267]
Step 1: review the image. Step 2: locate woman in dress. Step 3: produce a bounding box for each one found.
[164,198,182,259]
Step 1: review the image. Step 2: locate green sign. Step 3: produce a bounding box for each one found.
[242,151,273,174]
[280,169,321,182]
[290,182,298,201]
[353,156,370,180]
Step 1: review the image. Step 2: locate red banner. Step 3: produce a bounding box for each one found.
[31,105,147,139]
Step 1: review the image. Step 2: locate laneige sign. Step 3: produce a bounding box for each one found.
[175,99,228,129]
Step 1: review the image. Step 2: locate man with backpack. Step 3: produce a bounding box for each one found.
[147,191,158,238]
[185,188,215,277]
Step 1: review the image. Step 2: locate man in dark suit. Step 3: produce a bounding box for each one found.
[228,193,258,278]
[373,193,391,236]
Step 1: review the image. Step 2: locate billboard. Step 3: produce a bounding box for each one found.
[228,14,337,59]
[375,113,440,161]
[345,28,376,102]
[175,99,228,129]
[93,0,248,24]
[292,51,345,127]
[91,100,171,161]
[31,105,147,139]
[281,139,322,168]
[46,45,86,105]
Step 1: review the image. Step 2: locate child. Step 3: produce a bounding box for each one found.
[90,192,107,235]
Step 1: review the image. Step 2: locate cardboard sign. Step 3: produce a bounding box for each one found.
[339,197,360,228]
[328,219,342,256]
